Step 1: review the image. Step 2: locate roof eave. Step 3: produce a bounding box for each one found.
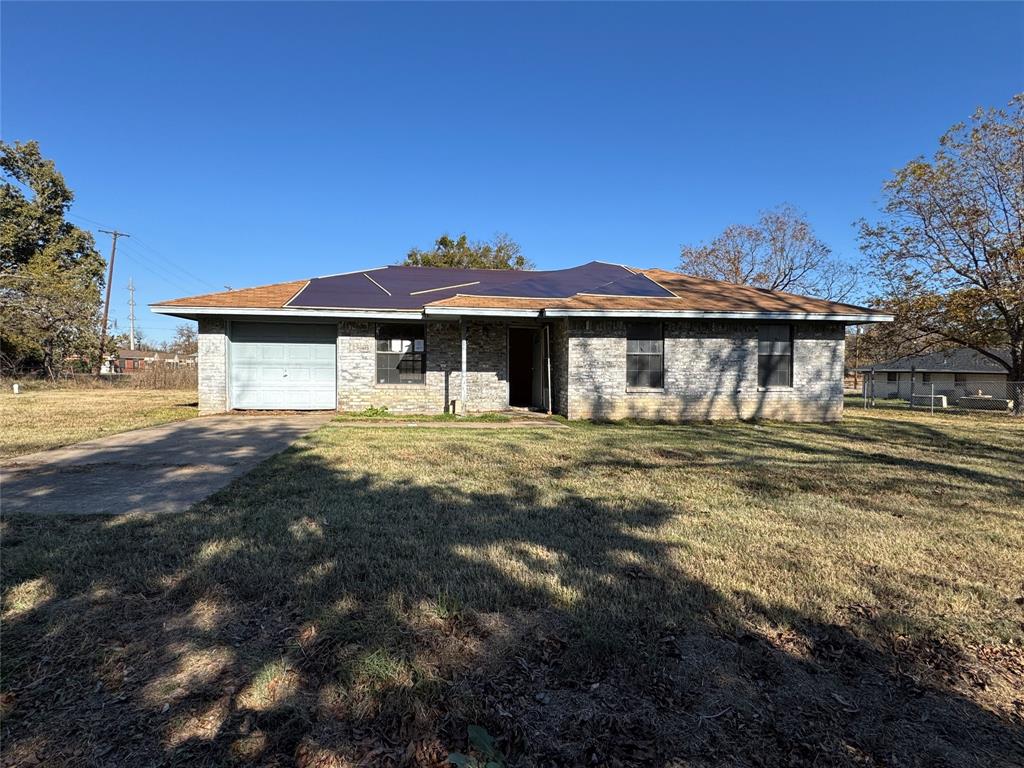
[542,309,895,322]
[150,305,425,321]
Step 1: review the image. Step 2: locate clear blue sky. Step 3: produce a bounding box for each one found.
[3,2,1021,343]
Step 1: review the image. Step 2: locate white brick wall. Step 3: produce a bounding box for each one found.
[336,320,511,414]
[197,317,227,414]
[566,319,845,422]
[194,315,846,421]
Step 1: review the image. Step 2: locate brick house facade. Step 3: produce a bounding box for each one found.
[163,262,890,421]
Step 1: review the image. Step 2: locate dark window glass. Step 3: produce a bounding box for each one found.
[626,322,664,388]
[757,325,793,388]
[887,371,898,382]
[954,373,966,386]
[376,324,426,384]
[922,372,932,383]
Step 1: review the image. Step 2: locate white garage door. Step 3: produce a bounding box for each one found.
[229,322,336,410]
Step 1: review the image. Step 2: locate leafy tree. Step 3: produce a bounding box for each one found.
[1,253,102,377]
[679,204,857,301]
[858,95,1023,386]
[404,233,532,270]
[0,140,105,377]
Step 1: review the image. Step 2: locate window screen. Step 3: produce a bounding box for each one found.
[757,325,793,388]
[887,371,898,382]
[922,372,932,383]
[376,324,426,384]
[954,372,966,386]
[626,322,664,388]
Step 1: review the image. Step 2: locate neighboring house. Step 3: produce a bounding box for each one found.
[152,350,198,367]
[151,261,891,421]
[856,348,1010,400]
[109,348,198,373]
[115,348,149,372]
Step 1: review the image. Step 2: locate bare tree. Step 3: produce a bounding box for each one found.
[858,95,1023,388]
[679,204,857,300]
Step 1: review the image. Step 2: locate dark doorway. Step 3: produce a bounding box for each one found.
[508,328,536,407]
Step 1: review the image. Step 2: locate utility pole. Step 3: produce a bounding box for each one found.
[97,229,130,373]
[127,277,137,350]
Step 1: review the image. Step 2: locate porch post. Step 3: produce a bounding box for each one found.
[460,318,468,416]
[545,324,552,415]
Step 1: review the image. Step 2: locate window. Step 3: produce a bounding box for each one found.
[626,322,663,388]
[954,372,966,386]
[757,325,793,388]
[887,371,899,382]
[376,324,425,384]
[921,372,932,383]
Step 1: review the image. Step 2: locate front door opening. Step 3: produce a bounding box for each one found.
[508,327,538,408]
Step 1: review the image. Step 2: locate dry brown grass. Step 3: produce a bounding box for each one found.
[0,386,198,458]
[2,409,1023,766]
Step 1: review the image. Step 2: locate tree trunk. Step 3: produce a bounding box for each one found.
[1010,343,1023,417]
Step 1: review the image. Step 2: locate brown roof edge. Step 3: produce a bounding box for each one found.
[639,268,882,316]
[152,280,311,309]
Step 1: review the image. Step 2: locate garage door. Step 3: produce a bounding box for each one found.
[229,322,336,410]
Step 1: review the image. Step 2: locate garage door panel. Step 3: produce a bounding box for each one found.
[285,346,314,363]
[229,323,336,410]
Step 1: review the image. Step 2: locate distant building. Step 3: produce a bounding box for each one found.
[109,348,197,373]
[856,348,1009,399]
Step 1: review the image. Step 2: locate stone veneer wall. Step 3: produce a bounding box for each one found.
[565,319,845,422]
[548,319,570,417]
[197,317,228,414]
[337,319,514,414]
[194,315,843,421]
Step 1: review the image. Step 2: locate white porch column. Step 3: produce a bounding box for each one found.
[460,319,468,415]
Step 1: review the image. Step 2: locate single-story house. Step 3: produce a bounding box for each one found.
[151,261,891,421]
[856,348,1010,400]
[114,348,149,372]
[108,348,198,373]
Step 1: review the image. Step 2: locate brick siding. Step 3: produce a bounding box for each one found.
[565,318,844,422]
[197,317,227,414]
[195,315,845,421]
[337,320,513,414]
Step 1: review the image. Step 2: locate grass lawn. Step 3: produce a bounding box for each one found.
[2,409,1022,766]
[0,386,198,459]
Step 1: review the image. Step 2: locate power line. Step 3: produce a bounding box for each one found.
[118,248,200,296]
[129,235,218,290]
[67,212,113,229]
[69,212,219,292]
[119,242,210,293]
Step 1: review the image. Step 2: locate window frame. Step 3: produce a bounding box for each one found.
[757,324,794,389]
[625,322,664,390]
[886,371,899,383]
[375,323,427,385]
[921,372,932,384]
[954,372,967,386]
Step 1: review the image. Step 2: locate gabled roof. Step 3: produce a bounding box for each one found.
[155,280,308,309]
[152,261,891,322]
[116,348,149,359]
[856,348,1009,374]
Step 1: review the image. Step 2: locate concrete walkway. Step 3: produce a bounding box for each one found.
[1,413,332,515]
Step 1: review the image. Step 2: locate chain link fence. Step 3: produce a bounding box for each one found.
[856,372,1022,416]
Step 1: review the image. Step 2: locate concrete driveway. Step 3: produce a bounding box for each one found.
[1,413,333,515]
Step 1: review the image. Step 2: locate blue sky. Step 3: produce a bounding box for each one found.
[3,2,1021,343]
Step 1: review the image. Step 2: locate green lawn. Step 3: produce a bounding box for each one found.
[2,410,1022,766]
[0,386,198,459]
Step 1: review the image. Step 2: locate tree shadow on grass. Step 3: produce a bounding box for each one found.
[2,428,1022,767]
